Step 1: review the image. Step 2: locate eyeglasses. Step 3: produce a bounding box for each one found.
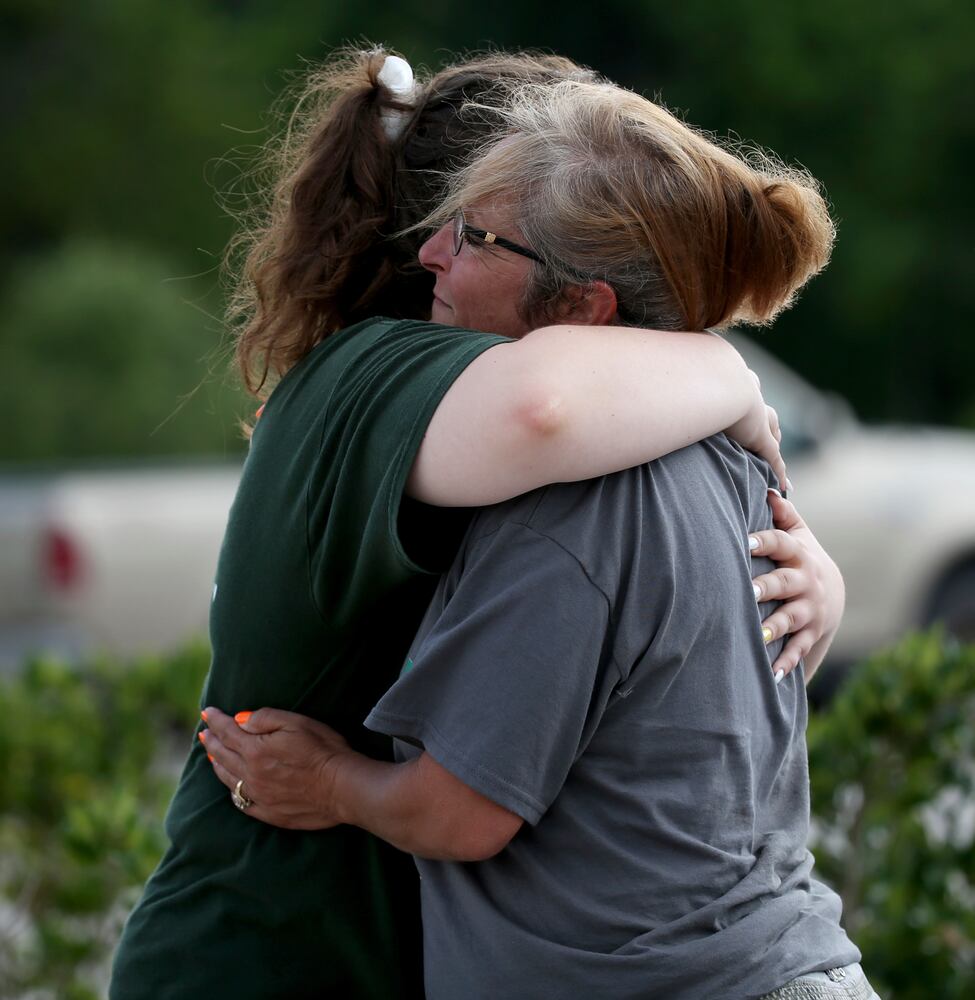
[451,210,544,264]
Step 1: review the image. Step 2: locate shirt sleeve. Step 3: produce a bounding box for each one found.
[364,521,615,824]
[302,320,509,625]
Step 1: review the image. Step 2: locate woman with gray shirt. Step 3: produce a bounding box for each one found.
[203,78,878,999]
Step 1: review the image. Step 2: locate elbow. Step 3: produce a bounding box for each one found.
[509,330,574,440]
[422,810,524,862]
[514,386,569,440]
[457,817,523,861]
[407,753,524,861]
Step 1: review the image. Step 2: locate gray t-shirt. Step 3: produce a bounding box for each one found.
[365,435,858,1000]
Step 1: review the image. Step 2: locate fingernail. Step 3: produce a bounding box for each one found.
[255,403,266,419]
[748,536,759,551]
[200,710,208,722]
[785,478,794,493]
[198,731,207,744]
[762,626,774,644]
[235,711,253,725]
[767,487,782,498]
[774,669,785,684]
[753,583,762,600]
[207,754,214,763]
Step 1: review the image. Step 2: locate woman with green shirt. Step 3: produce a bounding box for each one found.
[110,49,839,999]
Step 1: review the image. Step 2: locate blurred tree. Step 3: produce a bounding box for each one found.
[1,0,972,460]
[0,240,245,461]
[615,0,975,427]
[0,0,315,264]
[320,1,975,426]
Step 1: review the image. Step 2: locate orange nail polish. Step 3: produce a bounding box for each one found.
[207,754,214,763]
[201,710,209,722]
[198,731,207,744]
[255,404,265,419]
[235,711,253,725]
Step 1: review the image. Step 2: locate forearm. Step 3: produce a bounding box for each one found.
[331,750,521,861]
[409,325,763,506]
[518,325,761,480]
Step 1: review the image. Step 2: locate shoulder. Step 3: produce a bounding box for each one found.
[456,475,637,599]
[263,318,509,421]
[459,439,772,583]
[285,318,507,375]
[331,317,510,355]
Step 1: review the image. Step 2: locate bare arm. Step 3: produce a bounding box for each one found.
[331,749,523,860]
[201,707,523,861]
[408,325,784,506]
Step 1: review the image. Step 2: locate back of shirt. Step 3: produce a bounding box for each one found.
[110,318,507,1000]
[367,435,858,1000]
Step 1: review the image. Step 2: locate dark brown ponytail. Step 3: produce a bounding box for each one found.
[227,47,419,395]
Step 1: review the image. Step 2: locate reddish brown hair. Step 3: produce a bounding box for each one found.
[432,81,836,332]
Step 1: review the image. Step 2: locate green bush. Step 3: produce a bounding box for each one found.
[808,631,975,999]
[0,643,210,998]
[0,633,972,997]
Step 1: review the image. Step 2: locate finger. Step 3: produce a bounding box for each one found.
[210,758,277,826]
[207,758,298,829]
[770,629,815,677]
[758,413,788,493]
[201,707,247,752]
[767,491,805,532]
[761,439,788,496]
[199,727,248,781]
[753,567,807,602]
[236,706,296,735]
[749,528,800,561]
[760,602,812,645]
[772,460,789,496]
[762,598,814,639]
[210,754,240,794]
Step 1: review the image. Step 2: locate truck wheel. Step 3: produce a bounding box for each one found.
[926,562,975,643]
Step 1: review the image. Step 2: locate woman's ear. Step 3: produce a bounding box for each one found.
[555,281,618,326]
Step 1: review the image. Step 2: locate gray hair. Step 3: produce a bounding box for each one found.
[429,80,835,331]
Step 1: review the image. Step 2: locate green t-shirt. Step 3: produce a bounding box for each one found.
[110,318,509,1000]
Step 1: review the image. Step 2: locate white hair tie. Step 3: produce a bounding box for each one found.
[377,55,416,141]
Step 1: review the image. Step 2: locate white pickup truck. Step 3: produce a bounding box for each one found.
[3,338,974,678]
[0,463,240,670]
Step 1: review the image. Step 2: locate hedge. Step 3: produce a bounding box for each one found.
[1,632,972,998]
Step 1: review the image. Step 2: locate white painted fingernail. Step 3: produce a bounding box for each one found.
[767,487,782,498]
[785,478,794,493]
[753,583,762,600]
[774,670,785,684]
[748,536,759,551]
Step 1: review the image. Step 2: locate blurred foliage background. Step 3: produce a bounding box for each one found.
[2,0,974,464]
[2,632,973,998]
[3,3,974,997]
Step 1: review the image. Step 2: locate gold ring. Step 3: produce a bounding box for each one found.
[231,778,253,811]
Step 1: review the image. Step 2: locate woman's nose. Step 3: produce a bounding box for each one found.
[418,222,453,272]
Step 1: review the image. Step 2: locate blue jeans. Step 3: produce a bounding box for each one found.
[758,963,882,1000]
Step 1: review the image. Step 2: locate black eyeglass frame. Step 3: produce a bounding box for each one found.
[451,210,545,264]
